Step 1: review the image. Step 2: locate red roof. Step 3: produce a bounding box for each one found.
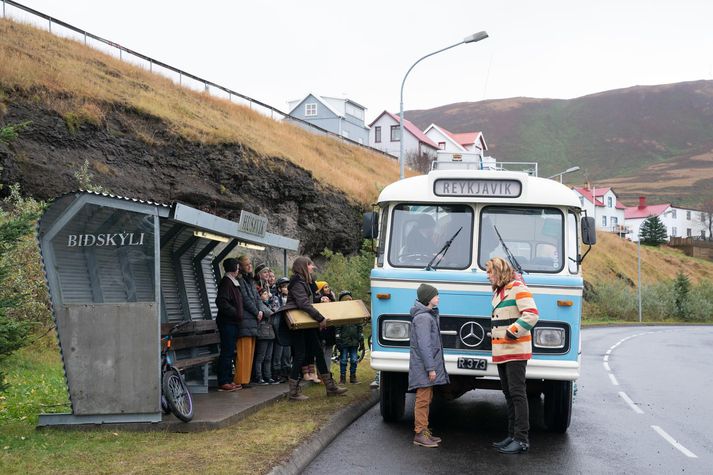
[573,187,604,206]
[369,111,438,149]
[437,126,486,150]
[624,204,671,219]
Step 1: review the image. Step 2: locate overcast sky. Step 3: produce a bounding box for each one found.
[11,0,713,122]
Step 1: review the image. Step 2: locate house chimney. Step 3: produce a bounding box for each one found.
[638,196,646,209]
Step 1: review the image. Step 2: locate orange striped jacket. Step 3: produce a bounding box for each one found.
[490,280,539,364]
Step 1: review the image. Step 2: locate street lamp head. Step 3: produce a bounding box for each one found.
[463,31,489,44]
[565,166,581,174]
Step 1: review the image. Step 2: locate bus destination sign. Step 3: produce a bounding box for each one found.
[434,179,522,198]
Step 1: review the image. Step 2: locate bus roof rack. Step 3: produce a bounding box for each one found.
[431,151,538,176]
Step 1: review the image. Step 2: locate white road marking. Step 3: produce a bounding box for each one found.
[603,361,611,372]
[605,349,612,355]
[609,373,619,386]
[651,425,698,458]
[603,354,609,362]
[618,391,644,414]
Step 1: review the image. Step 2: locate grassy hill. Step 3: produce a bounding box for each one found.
[0,19,401,205]
[405,82,713,208]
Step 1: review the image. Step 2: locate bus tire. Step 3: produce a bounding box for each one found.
[544,380,572,433]
[380,371,407,422]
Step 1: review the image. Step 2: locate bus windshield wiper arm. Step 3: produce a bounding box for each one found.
[426,227,462,271]
[493,225,526,275]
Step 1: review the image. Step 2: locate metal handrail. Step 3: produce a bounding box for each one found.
[1,0,394,159]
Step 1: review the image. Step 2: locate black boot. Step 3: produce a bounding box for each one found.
[321,373,348,396]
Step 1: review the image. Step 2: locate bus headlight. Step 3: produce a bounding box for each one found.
[533,327,565,349]
[382,320,410,341]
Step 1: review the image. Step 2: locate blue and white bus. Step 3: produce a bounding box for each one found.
[363,151,596,433]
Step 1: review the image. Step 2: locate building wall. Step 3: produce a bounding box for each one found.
[424,128,463,152]
[661,207,709,239]
[369,114,422,158]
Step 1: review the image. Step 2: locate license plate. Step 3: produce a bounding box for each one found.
[457,357,487,371]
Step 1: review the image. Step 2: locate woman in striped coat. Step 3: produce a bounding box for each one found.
[486,257,539,455]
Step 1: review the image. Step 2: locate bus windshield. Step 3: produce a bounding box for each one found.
[389,204,473,269]
[478,206,564,273]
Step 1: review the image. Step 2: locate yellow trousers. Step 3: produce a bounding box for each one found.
[234,336,256,385]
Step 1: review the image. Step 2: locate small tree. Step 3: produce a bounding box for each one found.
[406,151,434,174]
[639,215,668,246]
[673,271,691,320]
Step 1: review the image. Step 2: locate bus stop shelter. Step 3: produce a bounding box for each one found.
[36,191,299,426]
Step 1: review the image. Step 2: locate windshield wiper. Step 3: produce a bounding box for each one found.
[426,227,462,271]
[493,225,526,275]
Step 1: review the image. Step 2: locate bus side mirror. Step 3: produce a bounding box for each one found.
[363,211,379,239]
[581,217,596,245]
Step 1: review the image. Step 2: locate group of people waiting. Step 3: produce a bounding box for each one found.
[215,255,363,401]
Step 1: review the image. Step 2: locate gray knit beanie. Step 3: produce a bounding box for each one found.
[417,283,438,306]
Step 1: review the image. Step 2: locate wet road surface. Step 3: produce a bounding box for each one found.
[304,326,713,474]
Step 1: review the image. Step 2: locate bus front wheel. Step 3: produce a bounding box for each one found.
[380,371,407,422]
[544,380,572,433]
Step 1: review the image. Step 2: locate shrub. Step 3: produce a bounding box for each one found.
[672,271,691,320]
[0,183,44,391]
[640,280,675,321]
[587,279,638,321]
[0,120,31,145]
[685,279,713,322]
[317,240,374,306]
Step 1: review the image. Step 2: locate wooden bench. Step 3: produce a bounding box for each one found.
[161,319,220,393]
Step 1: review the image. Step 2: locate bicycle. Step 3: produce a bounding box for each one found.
[161,321,194,422]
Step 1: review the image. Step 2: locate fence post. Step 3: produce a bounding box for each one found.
[179,72,182,85]
[48,17,52,33]
[84,32,87,45]
[119,49,122,60]
[204,82,208,93]
[149,59,152,72]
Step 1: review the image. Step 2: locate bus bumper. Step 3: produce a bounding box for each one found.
[370,351,580,381]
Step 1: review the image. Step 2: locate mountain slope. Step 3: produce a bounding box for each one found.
[406,81,713,207]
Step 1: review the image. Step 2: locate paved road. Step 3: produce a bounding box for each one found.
[305,326,713,474]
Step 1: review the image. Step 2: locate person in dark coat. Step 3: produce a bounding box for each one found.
[335,290,364,385]
[279,256,347,401]
[270,276,291,383]
[234,255,271,387]
[409,283,449,448]
[215,258,243,391]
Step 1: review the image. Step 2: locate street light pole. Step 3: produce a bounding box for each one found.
[399,31,488,179]
[547,166,581,183]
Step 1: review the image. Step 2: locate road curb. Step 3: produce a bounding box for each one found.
[268,390,380,475]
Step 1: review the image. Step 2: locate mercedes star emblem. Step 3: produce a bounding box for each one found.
[459,321,485,348]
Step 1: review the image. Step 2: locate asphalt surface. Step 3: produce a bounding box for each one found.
[304,326,713,474]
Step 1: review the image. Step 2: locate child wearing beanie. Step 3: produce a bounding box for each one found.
[410,283,449,448]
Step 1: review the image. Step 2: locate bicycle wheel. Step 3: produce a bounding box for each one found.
[162,368,194,422]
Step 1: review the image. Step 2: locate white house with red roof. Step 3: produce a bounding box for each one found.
[423,124,488,154]
[368,111,439,159]
[572,186,627,234]
[624,197,709,241]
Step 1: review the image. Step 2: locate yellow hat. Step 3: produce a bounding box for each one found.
[315,281,327,292]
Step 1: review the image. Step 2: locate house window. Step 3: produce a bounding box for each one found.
[672,226,677,237]
[345,103,364,121]
[686,210,691,220]
[374,126,381,143]
[579,196,585,206]
[305,103,317,116]
[607,196,613,208]
[602,216,607,227]
[612,217,618,226]
[438,142,446,150]
[671,209,677,219]
[687,228,692,237]
[390,125,400,142]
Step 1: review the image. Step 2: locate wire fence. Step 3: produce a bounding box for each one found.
[1,0,393,159]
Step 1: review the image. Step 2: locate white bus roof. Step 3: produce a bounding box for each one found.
[377,170,581,209]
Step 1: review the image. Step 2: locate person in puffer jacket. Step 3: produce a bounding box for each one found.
[487,257,539,455]
[409,283,449,448]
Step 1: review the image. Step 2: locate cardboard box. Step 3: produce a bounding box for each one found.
[286,300,370,330]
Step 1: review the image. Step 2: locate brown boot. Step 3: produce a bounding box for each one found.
[425,428,442,444]
[349,374,360,384]
[288,378,308,401]
[339,374,347,385]
[413,430,439,448]
[321,373,348,396]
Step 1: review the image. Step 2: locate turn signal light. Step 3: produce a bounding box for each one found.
[557,300,573,307]
[376,293,391,300]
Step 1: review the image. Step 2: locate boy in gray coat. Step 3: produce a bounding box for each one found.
[409,283,449,448]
